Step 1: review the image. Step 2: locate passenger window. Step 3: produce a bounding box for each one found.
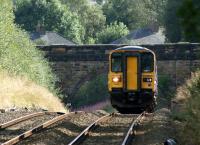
[111,53,122,72]
[141,53,154,72]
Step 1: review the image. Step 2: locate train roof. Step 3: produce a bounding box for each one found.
[116,46,148,51]
[114,46,155,54]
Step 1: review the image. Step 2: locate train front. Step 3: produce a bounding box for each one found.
[108,46,157,113]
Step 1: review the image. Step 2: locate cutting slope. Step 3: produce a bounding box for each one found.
[0,71,66,112]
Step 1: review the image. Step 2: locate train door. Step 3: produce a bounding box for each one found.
[126,56,138,91]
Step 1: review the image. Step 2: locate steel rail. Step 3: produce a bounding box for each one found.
[121,112,146,145]
[68,113,114,145]
[2,111,82,145]
[0,111,65,130]
[0,112,45,129]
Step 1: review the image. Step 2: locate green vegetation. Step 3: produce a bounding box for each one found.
[13,0,200,43]
[163,0,182,42]
[173,71,200,145]
[0,0,57,93]
[13,0,168,44]
[103,0,166,30]
[61,0,106,44]
[96,21,129,43]
[163,0,200,42]
[0,0,66,111]
[178,0,200,42]
[72,74,108,108]
[157,74,174,108]
[15,0,84,44]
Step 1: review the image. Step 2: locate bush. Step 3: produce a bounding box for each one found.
[0,0,57,92]
[174,70,200,145]
[157,74,174,108]
[72,74,108,108]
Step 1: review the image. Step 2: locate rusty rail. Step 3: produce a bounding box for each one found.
[0,111,65,129]
[0,112,45,129]
[2,111,82,145]
[121,112,146,145]
[68,113,114,145]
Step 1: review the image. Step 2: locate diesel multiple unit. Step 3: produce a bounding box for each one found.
[108,46,157,113]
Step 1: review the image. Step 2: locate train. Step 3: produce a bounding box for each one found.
[108,46,157,113]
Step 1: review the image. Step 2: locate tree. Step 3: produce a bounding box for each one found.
[61,0,106,43]
[14,0,84,43]
[163,0,183,42]
[96,21,129,43]
[102,0,165,30]
[178,0,200,42]
[142,0,167,26]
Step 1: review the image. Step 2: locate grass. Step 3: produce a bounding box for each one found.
[0,71,67,112]
[0,0,57,92]
[173,70,200,145]
[0,0,66,112]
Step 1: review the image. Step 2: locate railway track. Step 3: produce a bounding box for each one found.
[0,111,82,145]
[0,111,146,145]
[68,112,146,145]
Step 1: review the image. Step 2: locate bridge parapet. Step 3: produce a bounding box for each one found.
[37,43,200,97]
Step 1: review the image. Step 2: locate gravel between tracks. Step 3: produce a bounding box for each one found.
[81,114,135,145]
[0,108,175,145]
[19,112,103,145]
[0,111,58,144]
[0,109,43,124]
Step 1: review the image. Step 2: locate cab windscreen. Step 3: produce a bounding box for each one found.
[141,52,154,72]
[111,53,122,72]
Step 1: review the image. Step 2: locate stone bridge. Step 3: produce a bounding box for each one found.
[37,43,200,99]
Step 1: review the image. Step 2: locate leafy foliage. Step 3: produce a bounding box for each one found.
[103,0,166,30]
[0,0,57,92]
[61,0,106,43]
[95,0,104,5]
[14,0,84,43]
[157,74,174,107]
[13,0,171,43]
[72,74,108,108]
[178,0,200,42]
[143,0,167,25]
[163,0,182,42]
[163,0,200,42]
[96,21,129,43]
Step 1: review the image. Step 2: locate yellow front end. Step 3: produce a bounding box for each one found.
[108,47,157,113]
[127,57,138,91]
[141,73,155,91]
[108,72,123,91]
[108,64,156,92]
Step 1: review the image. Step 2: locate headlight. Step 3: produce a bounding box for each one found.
[143,78,152,82]
[112,76,121,83]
